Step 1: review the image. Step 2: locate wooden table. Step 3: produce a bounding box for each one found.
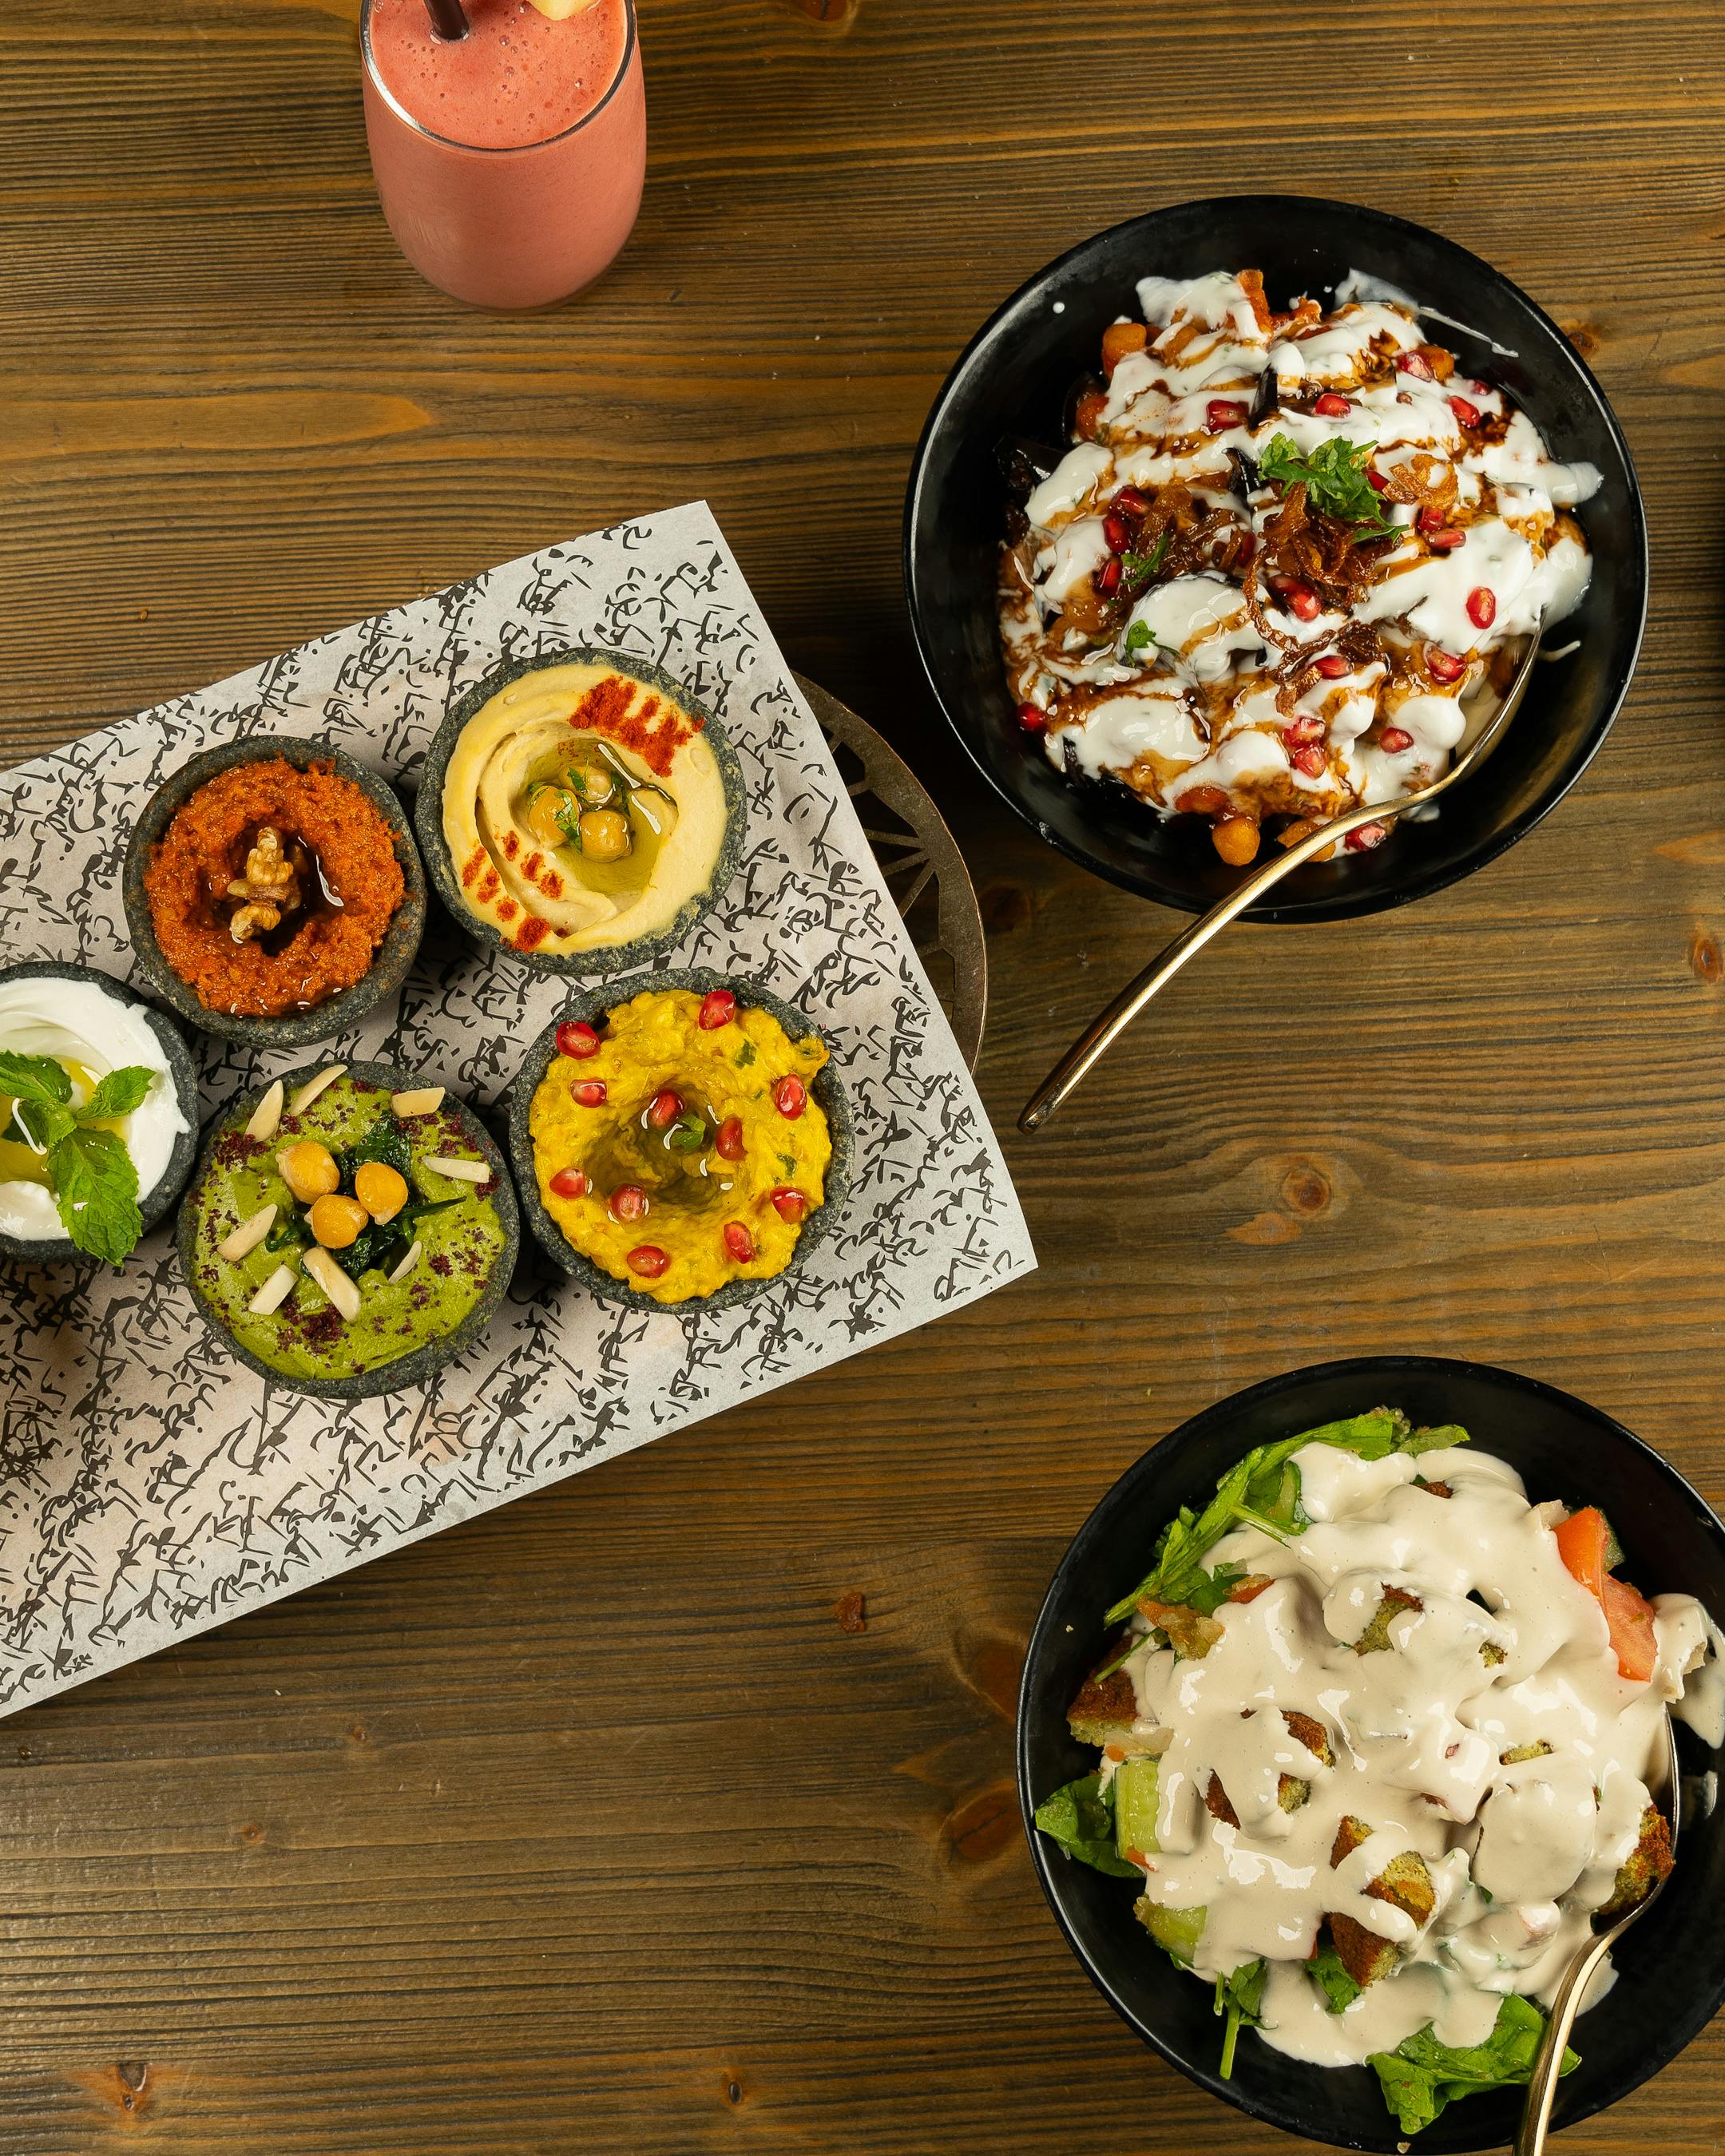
[3,2,1723,2149]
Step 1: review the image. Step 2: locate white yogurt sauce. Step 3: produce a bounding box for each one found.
[1002,268,1601,839]
[0,974,188,1239]
[1102,1445,1714,2071]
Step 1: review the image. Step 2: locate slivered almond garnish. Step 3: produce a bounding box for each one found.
[387,1240,423,1285]
[391,1087,446,1118]
[217,1203,277,1263]
[289,1064,346,1116]
[423,1155,490,1183]
[246,1263,296,1316]
[244,1080,284,1142]
[301,1245,361,1322]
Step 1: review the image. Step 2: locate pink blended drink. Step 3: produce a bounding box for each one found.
[362,0,644,310]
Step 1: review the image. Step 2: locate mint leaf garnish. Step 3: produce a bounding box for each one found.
[50,1125,141,1266]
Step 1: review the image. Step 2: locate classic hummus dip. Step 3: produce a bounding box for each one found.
[184,1069,509,1385]
[439,659,732,958]
[143,758,406,1018]
[529,986,831,1303]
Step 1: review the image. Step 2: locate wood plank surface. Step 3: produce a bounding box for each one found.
[5,1,1725,2150]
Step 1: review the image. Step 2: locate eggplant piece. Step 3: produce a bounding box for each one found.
[1247,363,1278,428]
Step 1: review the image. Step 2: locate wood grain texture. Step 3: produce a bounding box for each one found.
[5,0,1725,2149]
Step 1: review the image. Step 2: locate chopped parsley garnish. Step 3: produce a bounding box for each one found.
[0,1049,154,1264]
[1122,620,1157,660]
[1257,432,1399,538]
[734,1041,757,1068]
[1120,529,1171,586]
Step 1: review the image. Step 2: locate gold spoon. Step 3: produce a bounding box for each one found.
[1018,631,1547,1135]
[1513,1712,1681,2156]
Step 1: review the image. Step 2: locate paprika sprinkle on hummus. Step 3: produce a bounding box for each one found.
[143,758,405,1018]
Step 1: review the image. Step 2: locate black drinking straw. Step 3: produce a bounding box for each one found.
[423,0,469,38]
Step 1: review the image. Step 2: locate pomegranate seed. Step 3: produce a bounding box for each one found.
[609,1184,648,1223]
[1426,528,1464,553]
[1287,714,1325,743]
[769,1187,807,1223]
[1366,468,1390,493]
[1102,509,1132,553]
[1272,577,1321,622]
[549,1167,589,1200]
[1112,485,1150,516]
[1206,398,1247,432]
[1397,350,1434,379]
[1467,586,1497,629]
[1313,392,1350,417]
[1291,743,1326,778]
[1315,654,1350,680]
[716,1115,744,1161]
[697,989,736,1030]
[723,1222,755,1264]
[1448,395,1481,427]
[1345,822,1389,852]
[646,1088,683,1130]
[557,1020,601,1060]
[626,1245,670,1280]
[1416,505,1445,533]
[1096,557,1122,594]
[1380,727,1415,752]
[1017,701,1047,735]
[1426,644,1467,684]
[569,1079,607,1108]
[773,1076,807,1120]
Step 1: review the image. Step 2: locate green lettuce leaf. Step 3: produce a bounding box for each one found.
[1368,1995,1576,2135]
[1307,1939,1362,2013]
[1033,1774,1140,1879]
[1215,1958,1267,2079]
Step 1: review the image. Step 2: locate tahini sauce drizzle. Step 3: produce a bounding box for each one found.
[1104,1445,1715,2069]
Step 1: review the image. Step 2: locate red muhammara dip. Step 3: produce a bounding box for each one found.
[143,758,405,1017]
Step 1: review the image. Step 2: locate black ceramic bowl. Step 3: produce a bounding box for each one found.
[906,197,1648,921]
[414,646,748,979]
[507,967,854,1312]
[122,735,427,1048]
[1017,1356,1725,2151]
[0,958,201,1266]
[176,1057,519,1402]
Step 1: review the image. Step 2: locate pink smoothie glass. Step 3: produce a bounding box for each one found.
[360,0,644,311]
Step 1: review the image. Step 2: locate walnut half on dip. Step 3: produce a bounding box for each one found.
[142,757,406,1018]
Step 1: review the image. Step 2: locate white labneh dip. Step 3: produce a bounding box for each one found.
[0,974,188,1239]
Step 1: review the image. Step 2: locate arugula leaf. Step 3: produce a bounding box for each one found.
[336,1115,411,1185]
[0,1050,73,1109]
[1032,1773,1140,1878]
[1215,1959,1267,2079]
[1368,1995,1576,2136]
[1104,1410,1469,1624]
[1258,431,1399,538]
[266,1212,309,1254]
[79,1065,154,1122]
[340,1194,463,1282]
[1307,1939,1362,2014]
[49,1125,141,1265]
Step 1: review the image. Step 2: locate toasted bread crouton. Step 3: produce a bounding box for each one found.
[1067,1667,1160,1758]
[1500,1739,1555,1766]
[1326,1912,1401,1988]
[1367,1849,1436,1927]
[1278,1775,1311,1813]
[1480,1640,1508,1667]
[1139,1596,1223,1660]
[1204,1773,1240,1829]
[1283,1710,1334,1768]
[1331,1814,1372,1868]
[1354,1585,1423,1655]
[1600,1803,1674,1919]
[1416,1479,1453,1498]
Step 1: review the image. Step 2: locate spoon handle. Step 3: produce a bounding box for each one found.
[1513,1934,1612,2156]
[1017,802,1387,1135]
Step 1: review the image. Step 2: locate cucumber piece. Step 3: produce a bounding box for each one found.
[1113,1756,1162,1858]
[1138,1899,1207,1966]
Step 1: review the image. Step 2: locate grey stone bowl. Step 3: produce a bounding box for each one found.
[121,735,427,1050]
[506,967,854,1314]
[413,645,748,980]
[0,958,202,1267]
[175,1057,520,1403]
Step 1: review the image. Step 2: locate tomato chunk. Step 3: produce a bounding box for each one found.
[1554,1506,1610,1599]
[1600,1575,1659,1682]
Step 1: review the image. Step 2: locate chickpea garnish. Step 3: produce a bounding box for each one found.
[354,1161,409,1224]
[278,1139,340,1203]
[577,808,632,861]
[1211,814,1261,867]
[308,1194,369,1250]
